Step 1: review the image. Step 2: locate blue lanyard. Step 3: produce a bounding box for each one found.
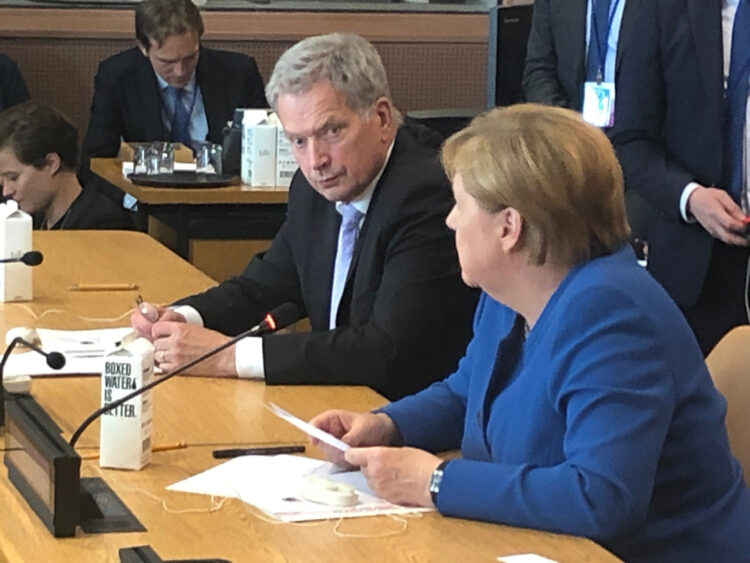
[590,0,622,83]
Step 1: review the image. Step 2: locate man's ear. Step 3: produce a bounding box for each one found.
[497,207,524,253]
[372,97,394,134]
[43,153,62,176]
[138,40,150,58]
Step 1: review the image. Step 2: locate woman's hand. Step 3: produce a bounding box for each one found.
[345,446,442,507]
[309,410,399,467]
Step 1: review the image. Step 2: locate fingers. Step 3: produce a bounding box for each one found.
[688,186,750,245]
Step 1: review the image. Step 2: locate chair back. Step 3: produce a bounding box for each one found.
[706,325,750,483]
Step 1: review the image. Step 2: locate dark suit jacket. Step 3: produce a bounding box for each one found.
[522,0,640,112]
[82,46,266,160]
[610,0,748,307]
[178,126,478,400]
[35,173,136,231]
[0,53,30,112]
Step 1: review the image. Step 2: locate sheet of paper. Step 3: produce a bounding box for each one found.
[268,402,350,452]
[2,327,133,377]
[498,555,559,563]
[167,454,430,522]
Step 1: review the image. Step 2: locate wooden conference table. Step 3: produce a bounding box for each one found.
[89,158,289,265]
[0,231,619,562]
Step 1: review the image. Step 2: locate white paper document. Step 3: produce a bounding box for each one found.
[167,454,430,522]
[2,327,134,377]
[268,402,350,452]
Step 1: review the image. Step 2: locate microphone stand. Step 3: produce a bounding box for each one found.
[1,337,65,428]
[68,302,300,447]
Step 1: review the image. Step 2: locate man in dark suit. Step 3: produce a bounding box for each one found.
[611,0,750,355]
[522,0,640,115]
[81,0,266,161]
[0,53,29,113]
[131,33,477,400]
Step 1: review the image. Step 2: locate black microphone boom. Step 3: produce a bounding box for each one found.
[68,302,301,447]
[1,337,66,427]
[0,250,44,266]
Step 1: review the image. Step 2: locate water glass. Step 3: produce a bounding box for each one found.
[196,142,223,175]
[132,144,148,174]
[157,142,174,174]
[145,145,160,175]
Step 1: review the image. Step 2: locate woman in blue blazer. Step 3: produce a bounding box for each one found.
[311,105,750,562]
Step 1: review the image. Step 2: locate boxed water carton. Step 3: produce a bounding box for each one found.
[99,335,154,470]
[241,109,277,187]
[275,120,297,189]
[0,200,33,302]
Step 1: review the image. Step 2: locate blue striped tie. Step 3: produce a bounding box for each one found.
[168,86,192,147]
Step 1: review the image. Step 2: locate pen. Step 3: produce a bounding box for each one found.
[212,445,306,459]
[80,441,187,460]
[69,283,139,292]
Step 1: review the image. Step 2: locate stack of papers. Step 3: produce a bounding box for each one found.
[167,454,431,522]
[2,327,134,378]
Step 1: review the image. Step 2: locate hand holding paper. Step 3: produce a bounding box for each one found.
[269,403,351,452]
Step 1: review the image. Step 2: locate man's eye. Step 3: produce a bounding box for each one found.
[291,137,306,148]
[328,126,341,136]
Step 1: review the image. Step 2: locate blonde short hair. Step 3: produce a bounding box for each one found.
[442,104,629,267]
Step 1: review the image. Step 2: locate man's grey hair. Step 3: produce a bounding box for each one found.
[266,33,401,123]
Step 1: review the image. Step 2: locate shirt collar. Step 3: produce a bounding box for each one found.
[335,140,395,218]
[156,70,197,94]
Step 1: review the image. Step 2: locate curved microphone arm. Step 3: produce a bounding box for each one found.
[68,302,300,448]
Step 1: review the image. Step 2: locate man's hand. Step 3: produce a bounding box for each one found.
[151,321,237,376]
[131,301,186,341]
[309,410,399,467]
[687,186,749,246]
[344,446,442,508]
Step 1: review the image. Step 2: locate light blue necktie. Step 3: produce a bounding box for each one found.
[725,0,750,201]
[329,203,364,329]
[168,86,192,147]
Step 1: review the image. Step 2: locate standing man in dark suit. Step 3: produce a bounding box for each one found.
[522,0,640,120]
[131,33,477,400]
[82,0,266,160]
[0,53,29,113]
[611,0,750,355]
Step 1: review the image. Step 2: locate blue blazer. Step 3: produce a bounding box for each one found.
[383,246,750,562]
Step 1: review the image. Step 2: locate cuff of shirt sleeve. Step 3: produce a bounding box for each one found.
[235,336,265,380]
[170,305,204,326]
[680,182,701,223]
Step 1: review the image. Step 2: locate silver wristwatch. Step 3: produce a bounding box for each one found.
[429,461,449,504]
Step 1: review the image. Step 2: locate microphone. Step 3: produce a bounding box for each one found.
[0,250,44,266]
[68,302,301,447]
[1,337,66,426]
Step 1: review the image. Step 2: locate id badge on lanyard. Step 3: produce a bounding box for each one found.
[582,81,615,127]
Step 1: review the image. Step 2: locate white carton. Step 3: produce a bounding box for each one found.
[241,109,277,187]
[275,123,297,189]
[99,335,154,470]
[0,200,33,302]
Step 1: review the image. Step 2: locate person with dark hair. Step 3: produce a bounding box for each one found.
[0,53,29,113]
[82,0,266,160]
[0,102,135,230]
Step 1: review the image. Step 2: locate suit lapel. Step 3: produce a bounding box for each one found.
[615,0,641,73]
[196,49,224,140]
[688,0,723,101]
[136,51,166,139]
[322,202,343,326]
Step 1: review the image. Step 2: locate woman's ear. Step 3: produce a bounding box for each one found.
[497,207,524,253]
